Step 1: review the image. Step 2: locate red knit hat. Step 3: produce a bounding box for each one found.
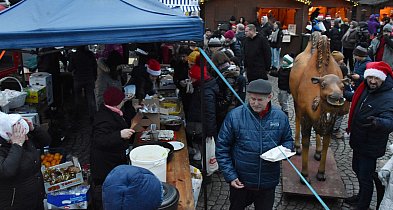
[103,86,125,106]
[364,61,393,81]
[224,30,235,40]
[146,59,161,76]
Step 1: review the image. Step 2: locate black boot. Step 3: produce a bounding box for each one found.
[344,194,359,205]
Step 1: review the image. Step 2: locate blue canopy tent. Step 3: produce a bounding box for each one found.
[0,1,209,209]
[0,0,203,49]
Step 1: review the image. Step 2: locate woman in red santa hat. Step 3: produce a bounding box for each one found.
[126,58,161,103]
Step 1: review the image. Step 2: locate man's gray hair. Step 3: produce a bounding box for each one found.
[237,23,245,31]
[247,24,256,32]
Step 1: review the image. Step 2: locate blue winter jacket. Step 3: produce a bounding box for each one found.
[353,56,372,89]
[102,165,163,210]
[216,103,294,189]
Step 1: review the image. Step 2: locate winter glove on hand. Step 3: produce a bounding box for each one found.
[179,80,187,87]
[361,116,378,129]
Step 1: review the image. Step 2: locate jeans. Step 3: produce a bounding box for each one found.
[278,90,289,112]
[229,186,275,210]
[73,80,97,118]
[270,48,281,69]
[352,152,377,210]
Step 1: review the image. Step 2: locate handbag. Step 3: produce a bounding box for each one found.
[186,122,203,136]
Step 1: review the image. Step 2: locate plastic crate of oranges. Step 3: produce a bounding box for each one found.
[41,148,65,168]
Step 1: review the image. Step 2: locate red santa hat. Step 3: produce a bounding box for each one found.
[364,61,393,81]
[317,14,324,20]
[146,59,161,76]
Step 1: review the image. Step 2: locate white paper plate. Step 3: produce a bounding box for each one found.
[168,141,184,151]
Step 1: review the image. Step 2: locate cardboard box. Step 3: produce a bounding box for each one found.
[21,112,40,125]
[25,85,46,104]
[29,72,53,105]
[42,158,84,193]
[133,113,160,132]
[47,185,89,209]
[132,99,160,132]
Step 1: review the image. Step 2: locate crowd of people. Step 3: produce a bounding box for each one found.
[1,11,393,210]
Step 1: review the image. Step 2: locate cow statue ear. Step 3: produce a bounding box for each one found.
[311,77,321,84]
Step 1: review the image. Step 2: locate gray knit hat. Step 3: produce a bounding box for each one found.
[353,46,368,57]
[247,79,272,94]
[208,37,222,47]
[383,24,392,32]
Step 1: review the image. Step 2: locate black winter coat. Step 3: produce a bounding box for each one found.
[68,49,97,82]
[329,26,343,52]
[269,29,283,49]
[0,127,51,210]
[91,106,129,185]
[187,78,219,138]
[243,34,271,81]
[349,76,393,158]
[278,67,291,91]
[128,70,157,100]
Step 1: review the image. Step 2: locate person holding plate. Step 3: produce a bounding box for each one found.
[216,79,293,210]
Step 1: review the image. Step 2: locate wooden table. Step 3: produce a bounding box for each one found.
[166,127,195,210]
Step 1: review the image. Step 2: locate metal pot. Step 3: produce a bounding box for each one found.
[159,182,179,210]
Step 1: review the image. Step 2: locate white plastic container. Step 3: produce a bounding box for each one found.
[129,145,168,182]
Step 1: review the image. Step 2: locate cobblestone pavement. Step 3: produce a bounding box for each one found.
[57,75,393,210]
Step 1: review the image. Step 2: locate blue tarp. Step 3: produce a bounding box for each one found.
[0,0,203,49]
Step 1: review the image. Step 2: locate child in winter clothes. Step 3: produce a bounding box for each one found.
[277,54,293,116]
[331,51,350,139]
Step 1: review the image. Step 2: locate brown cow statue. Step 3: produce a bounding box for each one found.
[289,32,349,182]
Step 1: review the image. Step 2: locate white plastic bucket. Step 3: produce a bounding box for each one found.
[129,145,168,182]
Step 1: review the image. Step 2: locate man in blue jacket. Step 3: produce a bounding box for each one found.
[216,79,293,210]
[345,61,393,210]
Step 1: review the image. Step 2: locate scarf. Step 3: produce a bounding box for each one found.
[347,82,365,132]
[105,105,123,116]
[271,29,279,43]
[341,28,355,42]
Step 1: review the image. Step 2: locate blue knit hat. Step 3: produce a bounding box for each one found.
[102,165,163,210]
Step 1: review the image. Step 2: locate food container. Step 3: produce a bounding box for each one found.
[41,157,83,193]
[164,122,182,131]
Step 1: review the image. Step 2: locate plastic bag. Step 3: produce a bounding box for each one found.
[190,165,202,208]
[205,136,218,175]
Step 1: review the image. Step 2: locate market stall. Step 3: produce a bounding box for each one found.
[0,0,203,209]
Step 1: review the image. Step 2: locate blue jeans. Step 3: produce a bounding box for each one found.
[352,152,377,210]
[270,48,281,69]
[229,186,275,210]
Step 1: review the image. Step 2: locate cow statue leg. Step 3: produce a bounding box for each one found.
[300,134,311,184]
[294,112,302,155]
[316,135,331,181]
[314,134,322,161]
[300,120,312,184]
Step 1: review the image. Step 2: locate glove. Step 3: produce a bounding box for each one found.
[378,169,390,186]
[179,80,187,87]
[361,116,378,129]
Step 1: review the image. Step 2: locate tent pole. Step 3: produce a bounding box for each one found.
[199,50,208,210]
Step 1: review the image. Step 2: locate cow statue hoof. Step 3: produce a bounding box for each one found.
[314,152,321,161]
[295,146,302,156]
[316,172,326,181]
[300,173,310,185]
